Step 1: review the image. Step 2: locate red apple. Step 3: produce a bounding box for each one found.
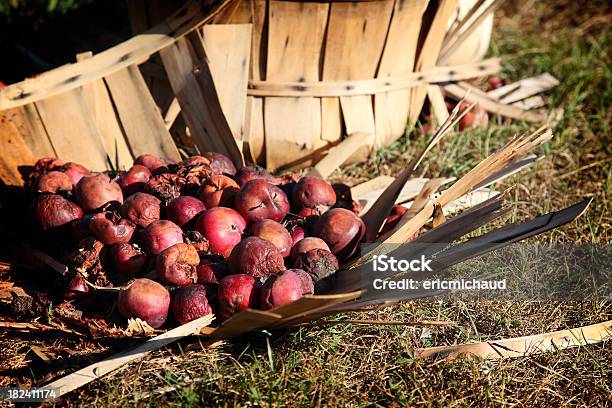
[290,225,305,246]
[260,269,309,310]
[156,243,199,287]
[293,248,339,283]
[118,278,170,328]
[30,194,83,231]
[217,274,261,320]
[250,219,292,258]
[203,152,237,176]
[118,164,151,196]
[89,211,135,245]
[121,192,161,228]
[196,257,229,285]
[194,207,246,258]
[234,179,289,224]
[172,284,212,324]
[228,236,285,278]
[62,162,89,186]
[35,171,73,194]
[108,243,147,275]
[199,175,239,208]
[314,208,365,259]
[134,154,168,174]
[75,173,123,212]
[166,196,206,228]
[380,204,408,235]
[292,176,336,210]
[140,220,184,255]
[289,237,330,263]
[235,165,273,186]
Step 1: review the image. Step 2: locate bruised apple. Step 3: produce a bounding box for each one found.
[89,211,135,245]
[108,243,147,275]
[30,194,83,231]
[250,219,292,258]
[35,171,73,194]
[117,278,170,328]
[235,165,272,186]
[75,173,123,212]
[217,274,261,320]
[234,179,289,224]
[134,154,168,174]
[165,196,206,228]
[289,237,330,263]
[63,162,89,186]
[118,165,151,196]
[314,208,365,260]
[228,236,285,278]
[156,243,199,287]
[172,284,212,324]
[140,220,184,255]
[194,207,246,258]
[260,269,312,310]
[292,176,336,210]
[199,175,239,208]
[293,248,339,283]
[203,152,237,176]
[121,192,161,228]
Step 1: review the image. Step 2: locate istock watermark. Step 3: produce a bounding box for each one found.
[372,254,432,272]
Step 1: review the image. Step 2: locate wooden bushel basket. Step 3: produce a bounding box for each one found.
[212,0,502,170]
[0,0,502,185]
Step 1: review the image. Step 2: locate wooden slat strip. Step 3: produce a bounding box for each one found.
[268,291,363,326]
[427,84,450,125]
[0,0,236,110]
[201,24,252,148]
[264,0,329,170]
[350,175,396,198]
[45,315,214,397]
[0,109,37,185]
[444,82,547,122]
[408,0,457,125]
[374,0,427,147]
[498,73,559,104]
[160,33,244,167]
[35,89,111,170]
[209,309,282,338]
[104,65,181,162]
[307,132,374,179]
[416,320,612,361]
[511,95,546,110]
[76,52,134,170]
[248,58,501,97]
[323,0,395,161]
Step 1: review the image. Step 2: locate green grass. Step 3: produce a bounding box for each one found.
[5,0,610,406]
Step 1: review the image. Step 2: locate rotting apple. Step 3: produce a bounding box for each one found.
[234,165,272,186]
[121,192,161,228]
[117,278,170,328]
[203,152,237,176]
[134,154,168,174]
[118,165,151,196]
[260,269,311,310]
[172,284,212,324]
[35,171,73,194]
[289,237,330,263]
[89,211,135,245]
[165,196,206,228]
[250,219,292,258]
[194,207,246,258]
[75,173,123,212]
[292,176,336,211]
[234,179,289,224]
[156,243,199,287]
[196,256,229,285]
[140,219,184,255]
[217,274,261,320]
[62,162,90,187]
[313,208,365,260]
[108,243,147,275]
[30,194,83,231]
[293,248,339,283]
[199,175,239,209]
[228,236,285,278]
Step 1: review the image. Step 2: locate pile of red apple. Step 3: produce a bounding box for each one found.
[24,153,366,329]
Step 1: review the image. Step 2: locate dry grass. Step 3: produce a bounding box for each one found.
[1,0,610,406]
